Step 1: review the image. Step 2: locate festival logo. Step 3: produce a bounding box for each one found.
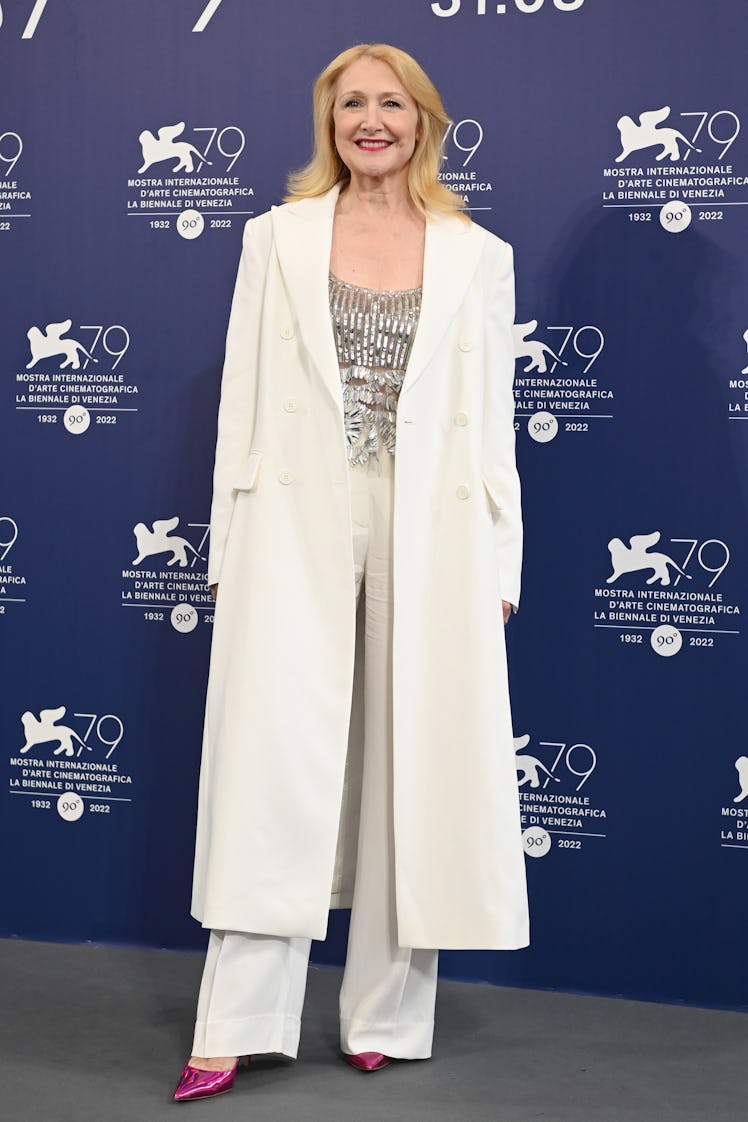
[439,117,493,211]
[138,123,208,174]
[0,129,31,229]
[607,532,689,588]
[734,758,748,805]
[14,318,139,435]
[121,515,213,632]
[9,704,133,822]
[126,119,254,240]
[516,731,607,859]
[615,107,701,164]
[593,528,740,657]
[21,707,95,757]
[27,320,96,371]
[720,757,748,852]
[727,329,748,419]
[514,322,566,375]
[513,318,613,442]
[0,516,27,612]
[602,104,746,227]
[132,517,205,569]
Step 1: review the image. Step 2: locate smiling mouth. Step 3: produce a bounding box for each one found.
[355,139,393,151]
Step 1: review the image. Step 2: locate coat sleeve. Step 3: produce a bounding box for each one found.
[207,217,271,586]
[481,240,522,611]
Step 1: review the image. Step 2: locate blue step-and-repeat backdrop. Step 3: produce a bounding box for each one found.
[1,1,746,1010]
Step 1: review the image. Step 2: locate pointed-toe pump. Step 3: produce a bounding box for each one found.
[173,1057,247,1103]
[343,1051,391,1072]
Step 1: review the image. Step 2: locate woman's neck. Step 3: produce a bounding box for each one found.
[337,174,417,220]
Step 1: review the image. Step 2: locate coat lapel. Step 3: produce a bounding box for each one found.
[271,188,343,413]
[403,214,485,395]
[271,188,486,408]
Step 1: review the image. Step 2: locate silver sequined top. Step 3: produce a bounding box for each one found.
[329,273,422,464]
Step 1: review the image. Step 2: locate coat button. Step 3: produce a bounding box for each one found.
[456,484,470,500]
[279,471,294,485]
[280,326,294,340]
[454,411,469,426]
[283,399,298,412]
[458,339,473,353]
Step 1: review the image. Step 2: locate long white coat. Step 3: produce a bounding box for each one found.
[191,186,529,950]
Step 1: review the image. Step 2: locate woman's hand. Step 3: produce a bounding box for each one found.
[210,584,218,602]
[502,600,512,625]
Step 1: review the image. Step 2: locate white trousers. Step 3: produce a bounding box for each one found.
[192,453,439,1060]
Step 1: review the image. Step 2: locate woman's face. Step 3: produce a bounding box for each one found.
[332,57,420,186]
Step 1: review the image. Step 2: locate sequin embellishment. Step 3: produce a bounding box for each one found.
[329,273,422,464]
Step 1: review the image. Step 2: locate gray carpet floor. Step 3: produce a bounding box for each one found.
[1,937,746,1122]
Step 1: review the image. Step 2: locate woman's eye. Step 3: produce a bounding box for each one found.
[344,99,361,108]
[384,100,402,109]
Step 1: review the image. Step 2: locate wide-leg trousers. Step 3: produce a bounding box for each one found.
[192,452,439,1060]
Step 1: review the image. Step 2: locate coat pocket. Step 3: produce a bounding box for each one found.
[482,477,503,517]
[233,450,263,492]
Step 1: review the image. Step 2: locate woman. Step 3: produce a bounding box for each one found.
[174,42,528,1103]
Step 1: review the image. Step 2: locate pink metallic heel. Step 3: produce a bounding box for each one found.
[343,1051,391,1072]
[173,1057,249,1103]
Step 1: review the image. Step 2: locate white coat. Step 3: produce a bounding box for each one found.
[191,185,529,950]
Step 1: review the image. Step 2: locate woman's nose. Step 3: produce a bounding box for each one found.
[361,103,382,131]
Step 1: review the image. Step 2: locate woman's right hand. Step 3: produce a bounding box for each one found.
[210,584,218,602]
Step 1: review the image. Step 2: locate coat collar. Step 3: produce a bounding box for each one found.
[271,186,485,410]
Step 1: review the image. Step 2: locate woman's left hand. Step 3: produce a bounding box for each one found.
[502,600,512,625]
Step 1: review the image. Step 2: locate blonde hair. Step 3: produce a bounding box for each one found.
[285,43,469,220]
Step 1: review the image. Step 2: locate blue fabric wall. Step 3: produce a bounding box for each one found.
[1,0,746,1009]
